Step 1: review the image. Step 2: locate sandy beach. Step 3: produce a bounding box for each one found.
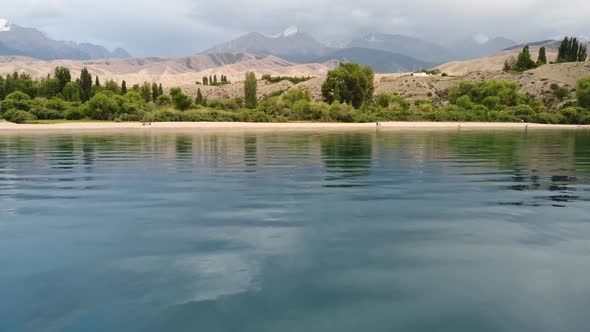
[1,121,589,132]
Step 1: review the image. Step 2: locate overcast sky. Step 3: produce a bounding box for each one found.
[1,0,589,57]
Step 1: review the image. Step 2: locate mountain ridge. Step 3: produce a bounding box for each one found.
[0,20,131,60]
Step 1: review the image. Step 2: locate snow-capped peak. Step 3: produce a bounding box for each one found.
[272,26,299,38]
[473,33,490,45]
[0,18,11,32]
[364,33,380,43]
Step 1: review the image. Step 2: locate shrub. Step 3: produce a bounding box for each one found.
[156,95,172,106]
[239,110,272,122]
[3,109,36,123]
[511,105,536,122]
[64,106,83,120]
[257,96,287,117]
[448,80,523,106]
[31,107,62,120]
[261,75,313,84]
[536,112,565,124]
[85,92,120,120]
[282,88,311,107]
[552,86,571,101]
[329,102,357,122]
[172,90,192,111]
[560,107,580,124]
[455,95,474,109]
[43,97,68,112]
[207,98,243,111]
[1,91,32,113]
[375,92,409,110]
[143,109,182,122]
[482,96,501,110]
[577,76,590,109]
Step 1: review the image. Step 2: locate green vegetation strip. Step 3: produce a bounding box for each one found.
[1,46,590,125]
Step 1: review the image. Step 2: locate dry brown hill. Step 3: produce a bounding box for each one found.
[437,46,558,76]
[1,49,588,109]
[179,61,590,106]
[0,53,338,87]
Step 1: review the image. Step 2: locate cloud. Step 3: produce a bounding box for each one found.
[0,18,11,32]
[1,0,590,56]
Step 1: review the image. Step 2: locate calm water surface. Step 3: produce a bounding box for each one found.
[1,129,590,332]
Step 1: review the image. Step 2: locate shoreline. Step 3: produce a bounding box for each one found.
[1,121,589,132]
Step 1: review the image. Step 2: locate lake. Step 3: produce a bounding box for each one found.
[1,129,590,332]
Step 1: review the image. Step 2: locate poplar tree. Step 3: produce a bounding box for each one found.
[152,82,159,101]
[244,72,257,109]
[558,37,588,62]
[54,66,71,93]
[537,46,547,65]
[79,68,93,102]
[515,46,536,71]
[196,88,204,105]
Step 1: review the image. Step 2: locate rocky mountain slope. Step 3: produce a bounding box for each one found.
[311,47,435,73]
[0,20,131,60]
[204,27,331,63]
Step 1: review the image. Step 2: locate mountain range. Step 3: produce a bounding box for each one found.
[0,19,131,61]
[0,20,537,74]
[204,27,518,73]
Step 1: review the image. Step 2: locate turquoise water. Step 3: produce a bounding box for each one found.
[1,129,590,332]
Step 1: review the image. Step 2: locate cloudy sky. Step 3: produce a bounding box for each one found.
[1,0,589,57]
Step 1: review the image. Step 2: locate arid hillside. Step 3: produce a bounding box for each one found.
[1,49,588,108]
[178,61,590,107]
[437,47,558,76]
[0,53,338,87]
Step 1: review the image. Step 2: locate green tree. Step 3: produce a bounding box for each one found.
[558,37,588,62]
[196,88,204,106]
[62,81,80,102]
[158,84,164,96]
[156,95,172,106]
[95,76,101,87]
[170,87,191,110]
[203,76,209,85]
[105,79,121,94]
[140,82,152,103]
[515,46,536,71]
[38,77,60,98]
[213,75,218,85]
[537,46,547,65]
[321,63,375,108]
[244,72,258,109]
[54,66,71,93]
[152,82,159,102]
[121,80,127,94]
[85,92,120,120]
[577,76,590,109]
[0,91,32,113]
[79,68,93,102]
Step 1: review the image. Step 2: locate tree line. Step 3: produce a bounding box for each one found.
[1,62,590,125]
[201,75,230,86]
[505,36,588,72]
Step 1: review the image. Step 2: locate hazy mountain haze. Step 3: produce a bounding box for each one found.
[1,0,589,57]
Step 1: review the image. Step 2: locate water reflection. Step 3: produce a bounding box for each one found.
[321,133,373,184]
[1,130,590,331]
